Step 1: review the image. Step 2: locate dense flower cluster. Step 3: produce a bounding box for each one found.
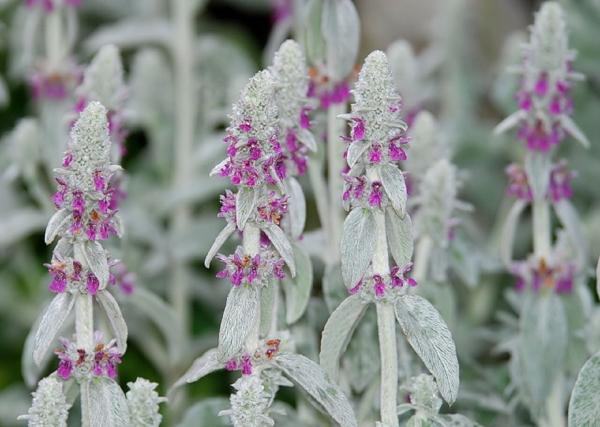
[109,260,135,295]
[46,255,102,295]
[270,40,314,177]
[218,189,289,228]
[18,376,70,427]
[350,264,417,303]
[505,160,574,203]
[52,102,123,242]
[308,67,353,110]
[497,2,587,151]
[29,63,81,102]
[216,71,284,187]
[511,257,575,294]
[75,45,128,157]
[126,378,166,427]
[341,51,409,210]
[55,333,122,381]
[216,246,285,288]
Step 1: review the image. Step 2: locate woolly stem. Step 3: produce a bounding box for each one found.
[244,223,261,349]
[327,102,345,264]
[169,0,196,341]
[308,157,330,249]
[44,7,63,70]
[413,236,433,283]
[368,168,399,427]
[532,199,551,260]
[75,294,94,351]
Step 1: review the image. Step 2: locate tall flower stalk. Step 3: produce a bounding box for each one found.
[495,3,589,425]
[20,101,164,426]
[321,51,459,427]
[173,44,357,426]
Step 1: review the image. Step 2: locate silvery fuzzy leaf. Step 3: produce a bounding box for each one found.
[347,141,370,169]
[172,348,221,390]
[283,244,313,324]
[75,241,109,287]
[322,263,348,313]
[554,199,588,270]
[33,293,75,366]
[96,291,127,353]
[344,311,379,393]
[385,207,414,268]
[320,294,367,381]
[236,186,258,230]
[524,152,551,201]
[275,353,358,427]
[260,280,276,336]
[286,178,306,240]
[176,398,230,427]
[568,351,600,427]
[209,158,229,177]
[297,128,317,152]
[341,208,376,290]
[23,311,55,387]
[493,110,526,135]
[303,0,326,66]
[218,286,259,361]
[322,0,360,81]
[500,200,526,267]
[44,208,70,244]
[262,222,296,277]
[561,115,590,148]
[518,293,567,417]
[380,164,407,216]
[204,222,236,268]
[394,295,459,405]
[81,378,130,427]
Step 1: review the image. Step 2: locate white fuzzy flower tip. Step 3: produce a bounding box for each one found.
[18,376,69,427]
[221,375,274,427]
[530,1,568,71]
[407,111,447,178]
[230,70,277,141]
[68,101,111,185]
[417,158,458,245]
[126,378,166,427]
[271,40,308,121]
[386,40,417,89]
[79,44,125,110]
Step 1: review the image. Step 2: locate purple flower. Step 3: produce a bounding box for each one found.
[505,163,533,202]
[86,273,99,295]
[216,246,286,288]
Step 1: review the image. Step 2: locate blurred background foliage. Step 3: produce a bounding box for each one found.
[0,0,599,426]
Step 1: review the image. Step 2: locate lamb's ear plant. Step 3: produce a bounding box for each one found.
[19,101,164,426]
[321,50,459,427]
[173,42,357,427]
[494,2,592,425]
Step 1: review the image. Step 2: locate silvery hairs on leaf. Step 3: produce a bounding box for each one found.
[319,294,367,381]
[405,111,449,181]
[217,285,259,361]
[275,353,358,427]
[341,208,376,290]
[322,0,360,81]
[568,351,600,427]
[78,44,126,111]
[18,375,70,427]
[81,378,130,427]
[126,378,167,427]
[32,293,75,366]
[394,295,459,405]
